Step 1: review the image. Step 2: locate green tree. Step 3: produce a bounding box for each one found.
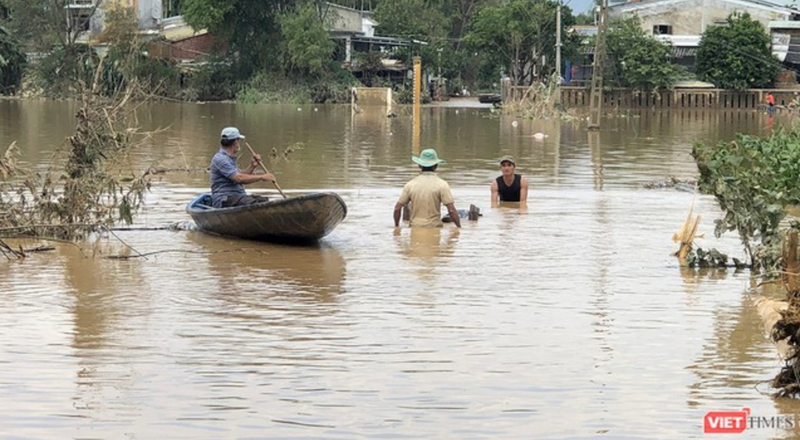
[574,11,594,25]
[605,17,684,92]
[0,24,25,94]
[280,2,335,77]
[465,0,577,86]
[0,0,102,51]
[696,12,778,90]
[373,0,448,40]
[182,0,296,75]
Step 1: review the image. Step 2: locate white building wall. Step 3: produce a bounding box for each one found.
[611,0,792,36]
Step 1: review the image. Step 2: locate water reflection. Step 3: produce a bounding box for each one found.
[393,227,460,283]
[588,130,604,191]
[188,232,346,306]
[771,395,800,439]
[687,281,776,406]
[5,101,800,439]
[61,242,149,427]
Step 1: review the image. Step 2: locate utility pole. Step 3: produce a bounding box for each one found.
[588,0,608,129]
[556,0,562,104]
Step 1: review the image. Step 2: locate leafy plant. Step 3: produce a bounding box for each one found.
[604,17,685,92]
[685,247,745,268]
[464,0,579,86]
[280,3,335,78]
[692,128,800,275]
[696,12,779,89]
[0,74,153,239]
[0,24,25,94]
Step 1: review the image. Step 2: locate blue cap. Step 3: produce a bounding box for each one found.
[221,127,245,141]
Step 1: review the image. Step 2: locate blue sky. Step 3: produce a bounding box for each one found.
[567,0,595,14]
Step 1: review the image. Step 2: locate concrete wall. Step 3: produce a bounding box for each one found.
[137,0,162,30]
[326,4,364,33]
[610,0,791,35]
[93,0,162,32]
[353,87,393,106]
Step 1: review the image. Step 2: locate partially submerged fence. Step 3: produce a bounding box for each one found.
[503,85,800,109]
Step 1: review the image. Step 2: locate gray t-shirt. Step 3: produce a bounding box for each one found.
[210,148,246,207]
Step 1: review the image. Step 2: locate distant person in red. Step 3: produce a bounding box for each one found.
[767,92,776,114]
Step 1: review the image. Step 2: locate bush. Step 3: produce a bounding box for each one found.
[30,45,98,97]
[395,83,432,104]
[237,65,358,104]
[0,25,26,95]
[181,58,237,101]
[692,127,800,273]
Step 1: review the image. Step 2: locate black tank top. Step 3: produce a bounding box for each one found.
[496,174,521,202]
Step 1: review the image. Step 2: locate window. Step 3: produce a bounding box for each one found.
[163,0,183,18]
[653,24,672,35]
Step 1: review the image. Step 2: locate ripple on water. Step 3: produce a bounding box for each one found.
[0,105,791,439]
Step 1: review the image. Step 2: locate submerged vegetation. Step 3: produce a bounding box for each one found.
[692,127,800,397]
[501,73,575,119]
[0,77,152,240]
[0,25,157,242]
[692,128,800,274]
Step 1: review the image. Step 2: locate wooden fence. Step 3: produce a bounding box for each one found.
[503,85,800,109]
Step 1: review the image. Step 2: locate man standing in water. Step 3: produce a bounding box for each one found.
[491,156,528,205]
[394,148,461,228]
[210,126,276,208]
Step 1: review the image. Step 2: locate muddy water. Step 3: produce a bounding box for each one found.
[0,100,798,439]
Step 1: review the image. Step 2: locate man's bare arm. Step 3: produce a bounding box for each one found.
[393,202,405,227]
[231,172,276,184]
[520,176,529,202]
[445,203,461,228]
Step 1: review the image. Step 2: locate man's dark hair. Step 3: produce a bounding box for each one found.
[420,165,438,172]
[221,138,236,147]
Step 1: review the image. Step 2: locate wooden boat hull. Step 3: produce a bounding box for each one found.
[186,193,347,242]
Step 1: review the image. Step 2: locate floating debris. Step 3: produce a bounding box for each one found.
[643,176,698,192]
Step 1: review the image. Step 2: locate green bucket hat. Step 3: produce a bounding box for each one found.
[412,148,446,167]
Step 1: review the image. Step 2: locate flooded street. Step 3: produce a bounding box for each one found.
[1,100,798,439]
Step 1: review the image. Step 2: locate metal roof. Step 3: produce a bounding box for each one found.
[333,34,427,47]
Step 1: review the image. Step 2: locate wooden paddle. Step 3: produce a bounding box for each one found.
[244,141,287,199]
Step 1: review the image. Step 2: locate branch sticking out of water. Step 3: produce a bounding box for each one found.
[0,57,159,240]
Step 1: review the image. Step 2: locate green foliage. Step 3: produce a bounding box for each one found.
[0,79,152,239]
[182,0,289,75]
[357,51,385,86]
[280,3,335,77]
[373,0,449,42]
[464,0,578,86]
[0,24,25,94]
[696,12,779,89]
[685,247,744,268]
[605,17,684,92]
[97,6,181,97]
[574,11,595,25]
[0,0,60,51]
[237,64,358,104]
[181,57,237,101]
[395,83,432,104]
[692,128,800,274]
[31,45,99,97]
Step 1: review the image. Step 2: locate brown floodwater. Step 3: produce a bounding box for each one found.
[1,99,798,439]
